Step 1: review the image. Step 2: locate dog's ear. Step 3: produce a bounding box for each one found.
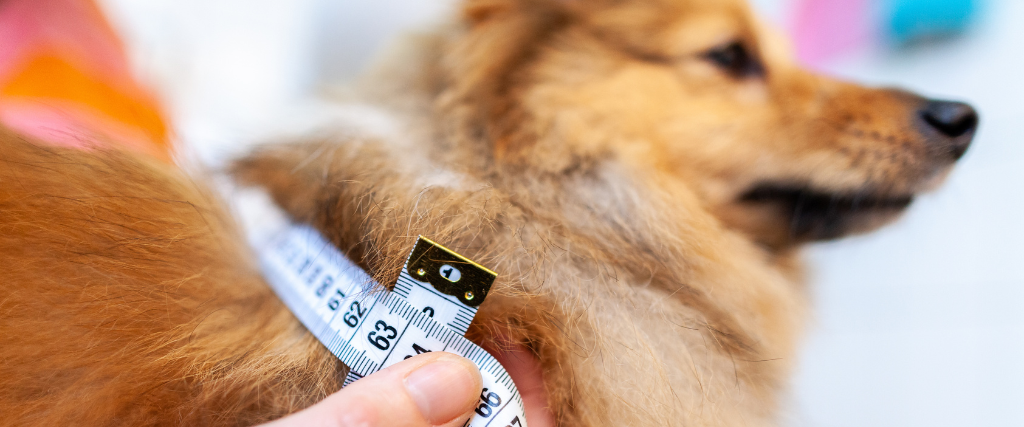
[462,0,581,26]
[462,0,513,25]
[445,0,579,164]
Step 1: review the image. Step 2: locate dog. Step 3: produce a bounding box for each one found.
[0,0,977,425]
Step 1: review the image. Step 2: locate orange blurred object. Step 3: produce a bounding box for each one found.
[0,0,171,162]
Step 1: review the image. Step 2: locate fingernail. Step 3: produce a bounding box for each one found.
[404,355,480,424]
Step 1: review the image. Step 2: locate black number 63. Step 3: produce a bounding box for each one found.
[367,320,397,350]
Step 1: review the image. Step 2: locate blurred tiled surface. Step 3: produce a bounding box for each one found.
[99,1,1023,425]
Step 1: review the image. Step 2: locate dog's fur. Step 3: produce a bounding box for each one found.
[0,0,975,425]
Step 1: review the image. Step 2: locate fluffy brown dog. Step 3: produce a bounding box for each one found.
[0,0,977,425]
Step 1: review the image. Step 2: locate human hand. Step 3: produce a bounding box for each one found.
[262,352,483,427]
[262,343,556,427]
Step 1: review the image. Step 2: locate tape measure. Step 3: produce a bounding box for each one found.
[251,221,527,427]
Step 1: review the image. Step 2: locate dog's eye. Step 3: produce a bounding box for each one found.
[704,41,764,78]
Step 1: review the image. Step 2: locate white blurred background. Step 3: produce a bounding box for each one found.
[95,0,1024,425]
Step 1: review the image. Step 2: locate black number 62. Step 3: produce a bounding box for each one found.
[367,320,397,350]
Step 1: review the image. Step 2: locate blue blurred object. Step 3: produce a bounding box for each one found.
[884,0,981,43]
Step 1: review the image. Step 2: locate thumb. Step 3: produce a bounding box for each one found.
[262,352,483,427]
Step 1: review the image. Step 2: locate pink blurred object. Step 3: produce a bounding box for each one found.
[0,0,171,161]
[0,0,125,79]
[792,0,874,66]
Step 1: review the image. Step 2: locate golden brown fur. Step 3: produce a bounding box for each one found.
[0,129,342,425]
[0,0,975,425]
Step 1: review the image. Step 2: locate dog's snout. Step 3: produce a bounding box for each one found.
[919,100,978,160]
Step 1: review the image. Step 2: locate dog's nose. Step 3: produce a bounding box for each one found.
[919,100,978,160]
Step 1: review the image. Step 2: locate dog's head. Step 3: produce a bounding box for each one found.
[453,0,977,249]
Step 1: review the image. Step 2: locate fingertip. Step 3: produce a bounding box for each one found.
[403,353,483,424]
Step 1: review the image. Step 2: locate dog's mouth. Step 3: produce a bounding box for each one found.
[739,182,914,242]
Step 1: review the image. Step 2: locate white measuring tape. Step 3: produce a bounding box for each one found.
[249,216,527,427]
